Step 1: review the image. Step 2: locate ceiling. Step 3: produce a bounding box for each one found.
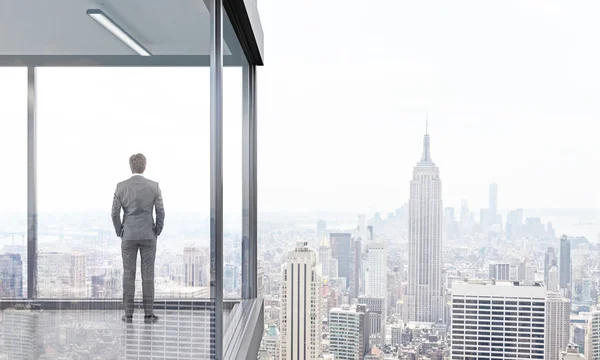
[0,0,234,57]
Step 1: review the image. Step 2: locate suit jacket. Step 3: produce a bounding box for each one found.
[111,175,165,241]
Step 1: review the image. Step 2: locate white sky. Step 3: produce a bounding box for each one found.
[1,0,599,215]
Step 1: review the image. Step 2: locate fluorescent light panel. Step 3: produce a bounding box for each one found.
[86,9,151,56]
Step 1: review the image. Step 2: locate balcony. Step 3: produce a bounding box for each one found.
[0,1,264,359]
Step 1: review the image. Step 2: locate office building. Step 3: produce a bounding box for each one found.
[0,253,23,297]
[366,242,387,298]
[488,263,510,281]
[545,247,558,283]
[317,219,327,238]
[3,308,39,360]
[548,266,559,292]
[224,263,238,293]
[280,242,322,360]
[405,128,444,323]
[587,308,600,360]
[358,296,385,350]
[318,236,332,278]
[329,304,370,360]
[350,238,362,300]
[38,252,86,297]
[183,246,209,287]
[330,232,353,287]
[560,236,572,298]
[506,208,524,240]
[365,241,387,347]
[451,279,546,359]
[546,291,570,360]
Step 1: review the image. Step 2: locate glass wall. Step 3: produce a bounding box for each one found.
[36,67,212,299]
[0,68,27,299]
[223,11,244,300]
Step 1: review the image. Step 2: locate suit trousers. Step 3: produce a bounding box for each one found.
[121,238,157,316]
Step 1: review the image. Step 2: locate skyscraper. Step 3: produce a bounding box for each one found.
[183,246,209,287]
[548,266,559,292]
[350,238,362,300]
[546,291,571,360]
[318,236,332,279]
[545,247,558,284]
[405,127,444,323]
[366,242,387,298]
[560,235,572,298]
[280,242,322,360]
[317,219,327,238]
[0,253,23,297]
[451,279,546,359]
[365,241,387,348]
[330,232,352,289]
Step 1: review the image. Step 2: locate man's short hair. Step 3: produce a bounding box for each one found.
[129,153,146,174]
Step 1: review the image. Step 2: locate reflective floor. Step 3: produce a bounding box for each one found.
[0,308,213,359]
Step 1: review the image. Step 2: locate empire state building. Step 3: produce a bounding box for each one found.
[404,126,444,323]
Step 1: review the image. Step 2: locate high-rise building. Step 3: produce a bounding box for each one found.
[506,209,524,240]
[560,236,572,298]
[366,242,387,298]
[330,232,352,288]
[546,291,571,360]
[586,308,600,360]
[38,252,86,297]
[183,246,209,287]
[329,304,369,360]
[358,214,367,241]
[280,242,322,360]
[0,253,23,297]
[405,128,444,323]
[358,296,385,350]
[224,263,238,293]
[545,247,558,283]
[488,263,510,281]
[451,279,546,360]
[3,308,39,359]
[318,236,332,279]
[548,266,559,292]
[365,241,387,347]
[317,219,327,238]
[350,238,362,300]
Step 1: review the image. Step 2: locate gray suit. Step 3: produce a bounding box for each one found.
[111,175,165,316]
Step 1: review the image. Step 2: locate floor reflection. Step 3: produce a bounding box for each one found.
[0,306,212,359]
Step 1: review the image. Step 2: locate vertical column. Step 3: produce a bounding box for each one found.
[242,61,258,299]
[210,0,224,358]
[27,67,37,299]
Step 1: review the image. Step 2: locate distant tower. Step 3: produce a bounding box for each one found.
[183,246,209,287]
[545,247,558,284]
[280,242,322,360]
[318,236,332,278]
[404,123,444,323]
[489,183,498,217]
[560,235,572,298]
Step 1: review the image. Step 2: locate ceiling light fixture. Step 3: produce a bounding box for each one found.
[87,9,151,56]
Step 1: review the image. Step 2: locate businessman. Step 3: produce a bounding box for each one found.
[112,153,165,324]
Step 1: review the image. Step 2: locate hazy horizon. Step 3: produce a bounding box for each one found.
[2,0,599,214]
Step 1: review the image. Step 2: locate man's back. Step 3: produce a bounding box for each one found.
[112,175,165,241]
